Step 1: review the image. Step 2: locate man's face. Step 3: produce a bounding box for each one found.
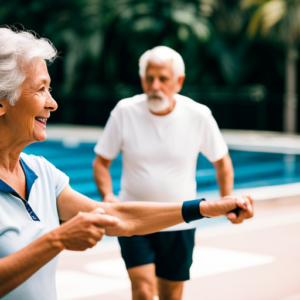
[141,60,185,114]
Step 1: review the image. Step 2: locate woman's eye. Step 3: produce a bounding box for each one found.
[38,87,52,94]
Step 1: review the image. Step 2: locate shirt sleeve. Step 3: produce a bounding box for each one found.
[94,112,122,160]
[53,168,69,197]
[200,113,228,162]
[41,157,69,197]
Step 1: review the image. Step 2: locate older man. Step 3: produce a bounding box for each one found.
[93,46,234,300]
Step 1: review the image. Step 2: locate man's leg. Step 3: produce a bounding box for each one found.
[157,277,184,300]
[118,235,156,300]
[153,229,196,300]
[128,264,156,300]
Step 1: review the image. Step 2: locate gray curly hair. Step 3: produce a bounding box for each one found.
[0,27,57,106]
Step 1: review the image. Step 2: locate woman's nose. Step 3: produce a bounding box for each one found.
[45,95,58,112]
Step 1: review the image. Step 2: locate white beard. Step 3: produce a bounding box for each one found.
[147,91,170,113]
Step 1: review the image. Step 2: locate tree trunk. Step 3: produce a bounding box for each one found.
[283,46,298,133]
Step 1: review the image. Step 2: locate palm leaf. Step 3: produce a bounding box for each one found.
[241,0,268,10]
[247,5,264,37]
[261,0,286,35]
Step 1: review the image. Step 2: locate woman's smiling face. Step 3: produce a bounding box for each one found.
[5,58,58,143]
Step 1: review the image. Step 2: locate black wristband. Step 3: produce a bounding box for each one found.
[182,199,206,223]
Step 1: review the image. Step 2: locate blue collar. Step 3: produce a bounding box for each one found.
[0,157,38,201]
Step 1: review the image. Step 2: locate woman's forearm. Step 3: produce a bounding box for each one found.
[99,198,239,236]
[57,186,253,237]
[0,232,63,298]
[101,202,184,236]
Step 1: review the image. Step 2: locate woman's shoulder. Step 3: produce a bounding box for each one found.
[20,153,69,195]
[20,152,50,169]
[20,153,58,178]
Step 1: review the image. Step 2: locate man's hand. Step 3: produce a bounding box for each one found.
[103,193,120,203]
[226,193,254,224]
[50,208,119,251]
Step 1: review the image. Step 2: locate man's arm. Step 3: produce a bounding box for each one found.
[93,155,119,203]
[212,153,234,197]
[57,185,253,237]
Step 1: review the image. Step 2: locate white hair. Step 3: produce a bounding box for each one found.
[139,46,185,79]
[0,27,57,106]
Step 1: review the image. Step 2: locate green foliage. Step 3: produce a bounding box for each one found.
[1,0,299,131]
[242,0,300,133]
[0,0,300,130]
[242,0,300,46]
[1,0,291,91]
[1,0,212,90]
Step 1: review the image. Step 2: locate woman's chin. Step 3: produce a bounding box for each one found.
[33,132,47,142]
[32,123,47,142]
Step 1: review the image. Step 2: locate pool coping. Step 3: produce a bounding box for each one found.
[45,125,300,202]
[198,182,300,202]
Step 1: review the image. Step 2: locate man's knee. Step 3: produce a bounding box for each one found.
[131,282,154,300]
[157,278,184,300]
[128,264,156,300]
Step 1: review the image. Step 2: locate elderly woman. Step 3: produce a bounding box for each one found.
[0,27,253,300]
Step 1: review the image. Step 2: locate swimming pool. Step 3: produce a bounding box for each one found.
[23,141,300,202]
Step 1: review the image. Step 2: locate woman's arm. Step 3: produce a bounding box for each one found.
[0,209,119,297]
[57,185,254,237]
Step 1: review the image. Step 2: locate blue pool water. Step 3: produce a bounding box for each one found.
[23,141,300,202]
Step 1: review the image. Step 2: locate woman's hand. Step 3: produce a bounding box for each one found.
[0,208,119,298]
[50,208,120,251]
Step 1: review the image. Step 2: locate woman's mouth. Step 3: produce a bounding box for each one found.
[35,117,47,125]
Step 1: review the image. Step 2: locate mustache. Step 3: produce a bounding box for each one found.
[147,91,165,100]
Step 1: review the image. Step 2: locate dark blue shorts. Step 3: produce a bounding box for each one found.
[118,229,196,281]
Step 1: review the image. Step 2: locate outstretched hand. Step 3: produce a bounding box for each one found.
[200,194,254,223]
[226,193,254,224]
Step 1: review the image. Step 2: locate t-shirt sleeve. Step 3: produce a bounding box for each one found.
[94,112,122,160]
[53,168,69,197]
[200,113,228,162]
[41,157,69,197]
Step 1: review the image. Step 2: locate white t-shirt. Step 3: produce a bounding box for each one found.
[94,93,228,231]
[0,153,69,300]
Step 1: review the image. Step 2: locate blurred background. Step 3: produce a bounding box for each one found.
[1,0,299,132]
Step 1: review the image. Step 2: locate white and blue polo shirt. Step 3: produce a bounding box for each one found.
[0,153,69,300]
